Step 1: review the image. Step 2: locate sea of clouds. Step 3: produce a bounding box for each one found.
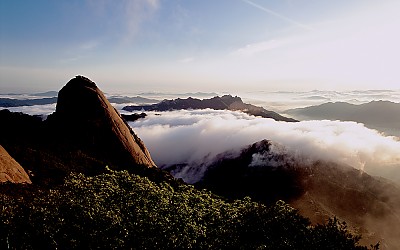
[130,109,400,183]
[3,92,400,183]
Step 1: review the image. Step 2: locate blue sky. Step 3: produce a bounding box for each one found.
[1,0,399,93]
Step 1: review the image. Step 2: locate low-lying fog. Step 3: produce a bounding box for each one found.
[130,109,400,184]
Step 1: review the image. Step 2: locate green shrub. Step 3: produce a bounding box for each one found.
[0,169,375,249]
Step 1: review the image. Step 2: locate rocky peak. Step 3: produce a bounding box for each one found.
[55,76,106,119]
[49,75,156,169]
[220,95,243,105]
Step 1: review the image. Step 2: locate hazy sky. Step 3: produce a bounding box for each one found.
[1,0,399,93]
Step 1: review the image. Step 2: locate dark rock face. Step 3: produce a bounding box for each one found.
[123,95,297,122]
[0,145,31,184]
[48,76,155,168]
[196,140,306,203]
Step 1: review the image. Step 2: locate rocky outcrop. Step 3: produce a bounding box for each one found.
[47,76,155,169]
[0,145,31,184]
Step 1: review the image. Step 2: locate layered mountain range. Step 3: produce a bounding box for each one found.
[123,95,298,122]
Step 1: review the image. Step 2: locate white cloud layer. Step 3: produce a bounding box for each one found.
[130,109,400,183]
[1,104,56,116]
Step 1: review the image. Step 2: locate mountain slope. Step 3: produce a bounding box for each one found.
[0,145,31,184]
[123,95,297,122]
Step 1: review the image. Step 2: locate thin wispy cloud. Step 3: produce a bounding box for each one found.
[124,0,160,43]
[58,40,100,64]
[87,0,161,43]
[233,39,289,56]
[79,40,99,51]
[241,0,313,31]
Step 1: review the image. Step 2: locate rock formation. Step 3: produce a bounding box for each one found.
[47,75,155,169]
[0,145,31,184]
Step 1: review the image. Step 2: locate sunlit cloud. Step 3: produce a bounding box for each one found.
[1,104,56,116]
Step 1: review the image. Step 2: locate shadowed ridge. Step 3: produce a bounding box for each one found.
[48,75,156,169]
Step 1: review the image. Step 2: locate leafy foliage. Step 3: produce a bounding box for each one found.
[0,169,376,249]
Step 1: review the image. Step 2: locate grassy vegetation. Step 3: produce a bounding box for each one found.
[0,168,377,249]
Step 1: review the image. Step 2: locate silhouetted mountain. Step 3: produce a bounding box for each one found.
[123,95,297,122]
[286,101,400,136]
[47,76,155,168]
[0,97,57,107]
[166,140,400,248]
[0,145,31,184]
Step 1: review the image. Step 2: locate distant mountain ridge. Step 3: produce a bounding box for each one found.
[0,97,57,107]
[286,100,400,136]
[123,95,297,122]
[0,95,157,108]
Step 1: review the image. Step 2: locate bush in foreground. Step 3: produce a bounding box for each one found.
[0,169,377,249]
